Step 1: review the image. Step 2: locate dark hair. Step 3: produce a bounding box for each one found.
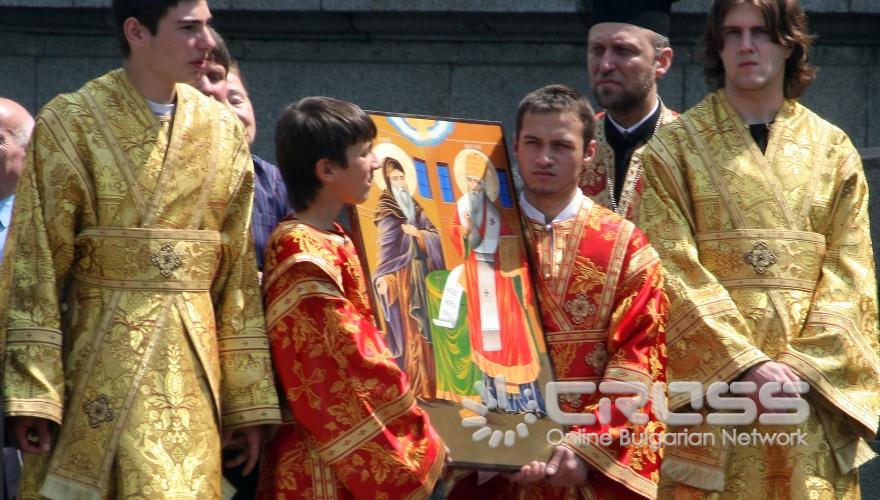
[275,97,377,212]
[208,27,231,74]
[516,84,596,147]
[112,0,184,58]
[704,0,816,99]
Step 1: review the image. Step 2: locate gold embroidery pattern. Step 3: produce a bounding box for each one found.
[83,394,114,428]
[564,291,597,324]
[130,335,219,498]
[743,241,778,274]
[585,343,608,373]
[558,393,584,409]
[151,243,183,278]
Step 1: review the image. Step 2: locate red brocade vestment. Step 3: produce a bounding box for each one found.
[258,219,446,500]
[455,194,668,499]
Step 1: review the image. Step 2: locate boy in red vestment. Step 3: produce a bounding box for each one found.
[257,97,446,499]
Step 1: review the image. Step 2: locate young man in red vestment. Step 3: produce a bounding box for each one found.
[257,96,446,499]
[516,83,669,499]
[455,85,668,499]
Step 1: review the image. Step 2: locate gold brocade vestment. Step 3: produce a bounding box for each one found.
[0,69,281,499]
[639,90,880,498]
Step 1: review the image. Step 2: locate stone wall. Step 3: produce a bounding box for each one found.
[1,0,880,490]
[2,2,878,157]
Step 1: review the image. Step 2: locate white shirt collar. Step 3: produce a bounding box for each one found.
[519,190,585,225]
[606,99,660,135]
[146,99,175,117]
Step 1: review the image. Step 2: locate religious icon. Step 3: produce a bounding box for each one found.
[349,112,560,471]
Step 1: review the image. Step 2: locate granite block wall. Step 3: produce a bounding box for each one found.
[1,0,880,489]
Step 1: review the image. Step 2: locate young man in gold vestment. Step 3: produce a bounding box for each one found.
[0,1,281,498]
[638,0,880,497]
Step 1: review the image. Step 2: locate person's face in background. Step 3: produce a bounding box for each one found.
[193,59,228,102]
[226,70,256,145]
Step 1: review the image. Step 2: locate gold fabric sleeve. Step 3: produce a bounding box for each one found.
[778,142,880,440]
[1,105,88,423]
[209,135,281,429]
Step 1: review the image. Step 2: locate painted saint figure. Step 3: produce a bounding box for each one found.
[436,149,543,412]
[373,154,445,399]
